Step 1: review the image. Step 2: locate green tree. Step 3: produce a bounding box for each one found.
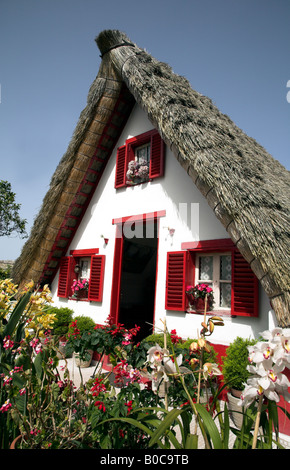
[0,180,27,238]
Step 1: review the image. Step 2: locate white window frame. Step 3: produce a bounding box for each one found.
[195,252,231,311]
[79,257,91,280]
[135,142,151,164]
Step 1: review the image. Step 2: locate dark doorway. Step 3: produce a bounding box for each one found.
[118,221,158,341]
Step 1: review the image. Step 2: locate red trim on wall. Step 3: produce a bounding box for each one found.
[109,224,124,324]
[110,211,164,327]
[181,238,235,251]
[112,210,166,225]
[70,248,99,256]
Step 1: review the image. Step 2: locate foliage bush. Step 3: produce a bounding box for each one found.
[221,336,258,391]
[69,315,96,334]
[47,306,74,337]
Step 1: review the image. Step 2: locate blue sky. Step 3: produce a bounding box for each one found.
[0,0,289,261]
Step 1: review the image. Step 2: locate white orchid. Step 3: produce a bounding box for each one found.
[202,362,222,381]
[238,377,280,408]
[146,344,190,391]
[248,361,289,391]
[239,327,290,409]
[248,342,273,365]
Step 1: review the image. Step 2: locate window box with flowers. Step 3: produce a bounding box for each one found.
[186,283,215,313]
[71,278,89,300]
[126,158,149,185]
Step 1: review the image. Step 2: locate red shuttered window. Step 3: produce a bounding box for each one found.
[57,256,74,298]
[114,129,165,189]
[115,145,127,189]
[232,250,258,317]
[57,249,105,302]
[165,239,258,317]
[165,252,188,311]
[88,255,105,302]
[165,251,195,311]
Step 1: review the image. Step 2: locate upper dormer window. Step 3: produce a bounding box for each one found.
[115,129,165,189]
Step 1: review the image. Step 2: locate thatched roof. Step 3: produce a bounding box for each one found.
[13,30,290,326]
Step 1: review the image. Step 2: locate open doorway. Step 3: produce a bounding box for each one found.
[117,220,158,341]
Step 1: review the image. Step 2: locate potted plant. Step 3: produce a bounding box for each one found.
[71,278,89,299]
[126,159,149,185]
[47,306,74,357]
[186,283,214,313]
[66,316,96,367]
[221,336,257,427]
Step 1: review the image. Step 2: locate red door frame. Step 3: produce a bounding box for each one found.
[109,210,165,326]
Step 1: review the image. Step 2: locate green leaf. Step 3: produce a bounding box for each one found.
[185,433,198,449]
[221,402,230,448]
[33,351,44,379]
[3,291,31,338]
[179,408,191,446]
[195,403,223,449]
[148,408,183,447]
[101,416,154,439]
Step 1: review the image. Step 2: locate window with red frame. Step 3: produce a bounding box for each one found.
[115,129,165,189]
[57,248,105,302]
[165,239,259,317]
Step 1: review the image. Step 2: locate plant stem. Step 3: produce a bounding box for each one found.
[163,318,168,411]
[252,394,263,449]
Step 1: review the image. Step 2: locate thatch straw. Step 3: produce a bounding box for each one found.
[13,30,290,326]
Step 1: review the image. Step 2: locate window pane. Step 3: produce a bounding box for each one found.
[220,282,231,308]
[136,144,150,164]
[220,255,231,280]
[80,259,90,279]
[199,256,213,281]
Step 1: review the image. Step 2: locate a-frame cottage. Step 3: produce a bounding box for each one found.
[13,30,289,360]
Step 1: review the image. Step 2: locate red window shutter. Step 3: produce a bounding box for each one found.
[165,251,188,311]
[149,131,165,179]
[57,256,73,298]
[88,255,105,302]
[231,249,259,317]
[115,145,127,188]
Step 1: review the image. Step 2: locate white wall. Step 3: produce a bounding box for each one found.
[50,104,275,345]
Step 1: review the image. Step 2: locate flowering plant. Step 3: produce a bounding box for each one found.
[126,159,149,185]
[237,328,290,448]
[89,320,141,366]
[71,278,89,297]
[186,283,214,310]
[1,335,98,448]
[65,317,96,368]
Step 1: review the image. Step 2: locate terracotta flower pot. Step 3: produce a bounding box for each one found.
[76,289,88,300]
[194,297,211,314]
